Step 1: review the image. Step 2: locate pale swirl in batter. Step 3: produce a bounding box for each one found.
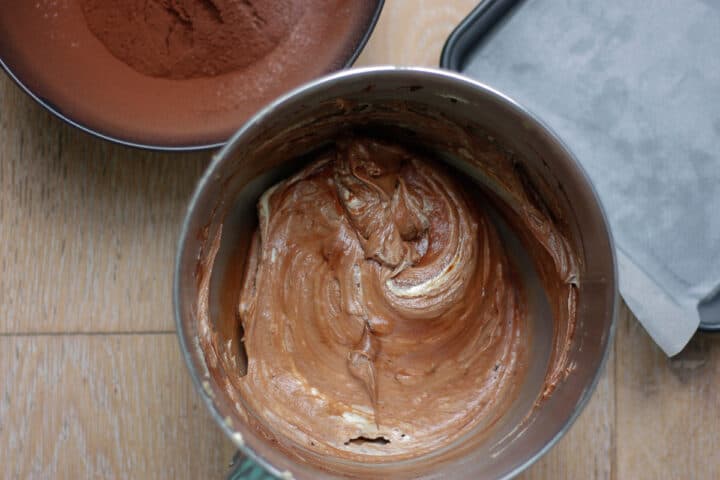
[232,137,530,460]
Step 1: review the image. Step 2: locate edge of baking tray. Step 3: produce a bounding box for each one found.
[440,0,520,71]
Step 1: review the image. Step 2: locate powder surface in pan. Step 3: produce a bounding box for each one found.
[80,0,300,79]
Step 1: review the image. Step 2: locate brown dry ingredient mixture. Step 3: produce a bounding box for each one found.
[80,0,301,78]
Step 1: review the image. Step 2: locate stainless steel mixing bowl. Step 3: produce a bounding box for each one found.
[174,67,617,479]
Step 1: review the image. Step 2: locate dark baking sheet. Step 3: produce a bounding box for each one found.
[440,0,720,333]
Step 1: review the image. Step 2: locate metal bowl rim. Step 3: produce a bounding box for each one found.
[173,66,618,479]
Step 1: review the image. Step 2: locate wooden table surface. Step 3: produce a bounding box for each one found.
[1,1,718,479]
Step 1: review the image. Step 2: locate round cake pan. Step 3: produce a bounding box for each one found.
[0,1,383,151]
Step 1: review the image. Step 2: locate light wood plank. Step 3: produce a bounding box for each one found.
[0,75,208,333]
[356,0,478,67]
[616,305,720,479]
[0,334,235,479]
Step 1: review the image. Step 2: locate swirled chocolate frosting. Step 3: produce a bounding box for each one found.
[227,137,538,460]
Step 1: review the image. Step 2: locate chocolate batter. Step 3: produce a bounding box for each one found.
[206,137,549,462]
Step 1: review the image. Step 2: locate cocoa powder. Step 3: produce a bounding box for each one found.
[80,0,299,79]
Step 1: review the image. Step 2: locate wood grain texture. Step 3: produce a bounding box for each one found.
[0,74,207,333]
[1,0,719,479]
[615,307,720,480]
[0,334,235,479]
